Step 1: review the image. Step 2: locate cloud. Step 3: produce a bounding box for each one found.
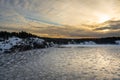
[25,16,62,26]
[0,26,25,31]
[95,26,120,31]
[1,0,120,25]
[25,25,84,38]
[0,0,120,38]
[94,20,120,31]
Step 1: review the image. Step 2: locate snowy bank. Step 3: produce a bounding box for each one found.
[0,37,22,53]
[80,41,96,45]
[0,37,45,53]
[59,41,120,48]
[115,40,120,45]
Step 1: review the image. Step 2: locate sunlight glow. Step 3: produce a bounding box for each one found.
[98,14,111,23]
[102,29,110,32]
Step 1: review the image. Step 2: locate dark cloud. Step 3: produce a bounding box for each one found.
[94,20,120,31]
[26,25,85,38]
[95,26,120,31]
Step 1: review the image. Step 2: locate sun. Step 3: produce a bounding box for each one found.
[98,14,111,23]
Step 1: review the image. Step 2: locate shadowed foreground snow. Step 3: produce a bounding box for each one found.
[0,45,120,80]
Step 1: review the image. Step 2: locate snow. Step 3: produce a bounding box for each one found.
[115,40,120,45]
[80,41,96,45]
[1,38,120,53]
[59,41,120,48]
[7,37,22,45]
[0,37,45,53]
[0,37,22,53]
[59,41,99,48]
[0,46,120,80]
[29,37,44,44]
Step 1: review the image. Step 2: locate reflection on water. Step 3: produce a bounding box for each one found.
[0,46,120,80]
[40,46,120,80]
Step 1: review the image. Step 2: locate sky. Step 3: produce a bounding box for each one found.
[0,0,120,38]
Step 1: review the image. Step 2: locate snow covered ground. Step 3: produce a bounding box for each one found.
[0,37,22,53]
[0,37,45,53]
[115,40,120,45]
[0,45,120,80]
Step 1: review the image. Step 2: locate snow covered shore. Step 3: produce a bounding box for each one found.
[0,37,45,53]
[0,37,120,53]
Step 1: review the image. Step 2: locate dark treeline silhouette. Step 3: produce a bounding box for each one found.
[0,31,120,44]
[43,37,120,44]
[0,31,38,39]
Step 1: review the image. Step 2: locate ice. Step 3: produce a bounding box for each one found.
[59,44,120,48]
[0,46,120,80]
